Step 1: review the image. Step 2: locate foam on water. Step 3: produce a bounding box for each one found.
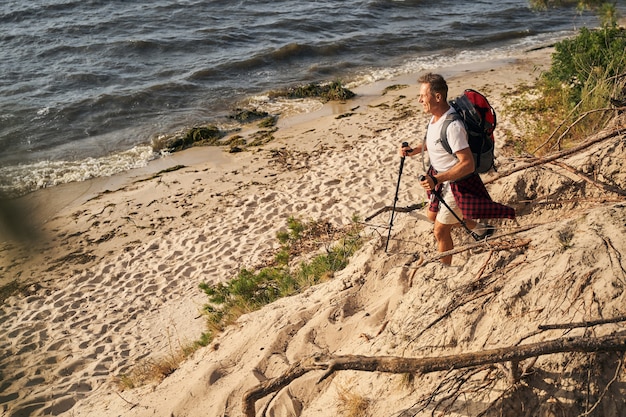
[0,146,157,197]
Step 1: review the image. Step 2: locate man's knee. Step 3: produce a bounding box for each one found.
[433,222,452,242]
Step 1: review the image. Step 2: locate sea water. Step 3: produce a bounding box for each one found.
[0,0,602,196]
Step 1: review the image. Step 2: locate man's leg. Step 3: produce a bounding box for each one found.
[432,184,463,265]
[433,220,454,265]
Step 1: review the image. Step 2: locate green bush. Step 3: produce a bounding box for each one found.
[506,25,626,154]
[542,26,626,107]
[199,216,363,343]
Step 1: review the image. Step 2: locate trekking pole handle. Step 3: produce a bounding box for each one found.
[400,142,412,158]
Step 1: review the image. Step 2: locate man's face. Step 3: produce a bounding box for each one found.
[418,83,435,115]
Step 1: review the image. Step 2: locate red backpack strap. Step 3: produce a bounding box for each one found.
[464,89,496,139]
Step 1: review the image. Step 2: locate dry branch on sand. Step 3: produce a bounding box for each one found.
[242,334,626,417]
[484,122,625,185]
[363,203,426,222]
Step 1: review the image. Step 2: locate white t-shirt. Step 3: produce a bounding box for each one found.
[426,107,469,173]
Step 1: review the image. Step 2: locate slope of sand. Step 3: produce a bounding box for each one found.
[2,46,626,417]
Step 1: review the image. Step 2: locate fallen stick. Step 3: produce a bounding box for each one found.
[539,315,626,330]
[415,239,531,268]
[484,125,624,185]
[364,202,426,222]
[242,334,626,417]
[518,197,625,205]
[404,224,540,268]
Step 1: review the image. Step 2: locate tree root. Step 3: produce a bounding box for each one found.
[484,123,625,185]
[242,334,626,416]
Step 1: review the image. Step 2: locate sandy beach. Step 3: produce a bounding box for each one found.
[2,45,626,417]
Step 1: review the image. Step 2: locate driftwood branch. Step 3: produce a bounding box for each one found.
[242,359,327,417]
[364,203,426,222]
[539,315,626,330]
[242,334,626,416]
[484,125,624,185]
[518,197,625,206]
[404,224,539,268]
[549,160,626,196]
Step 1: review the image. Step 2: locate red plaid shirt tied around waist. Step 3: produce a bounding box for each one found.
[427,168,515,220]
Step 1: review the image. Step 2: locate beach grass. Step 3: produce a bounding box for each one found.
[199,215,364,344]
[504,25,626,155]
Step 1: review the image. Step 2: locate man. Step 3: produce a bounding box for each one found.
[401,73,515,265]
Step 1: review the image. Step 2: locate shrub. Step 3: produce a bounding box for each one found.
[199,216,363,344]
[542,26,626,107]
[505,26,626,154]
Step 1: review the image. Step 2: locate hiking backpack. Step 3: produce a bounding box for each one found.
[440,89,497,174]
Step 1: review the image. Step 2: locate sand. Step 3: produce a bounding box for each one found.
[2,45,626,417]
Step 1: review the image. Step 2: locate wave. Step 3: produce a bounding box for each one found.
[0,0,84,23]
[0,146,157,198]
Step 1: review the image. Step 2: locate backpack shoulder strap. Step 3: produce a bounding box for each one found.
[440,112,461,155]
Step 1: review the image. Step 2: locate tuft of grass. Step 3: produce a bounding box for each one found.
[399,372,415,390]
[337,386,370,417]
[199,215,364,344]
[115,327,210,390]
[116,346,189,390]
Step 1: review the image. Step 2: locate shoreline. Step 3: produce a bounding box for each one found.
[0,46,553,417]
[0,38,558,200]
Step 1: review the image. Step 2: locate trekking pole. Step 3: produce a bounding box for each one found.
[419,175,481,241]
[385,142,409,252]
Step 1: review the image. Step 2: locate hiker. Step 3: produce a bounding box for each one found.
[400,73,515,265]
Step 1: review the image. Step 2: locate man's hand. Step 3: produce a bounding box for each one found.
[419,174,436,191]
[400,142,413,157]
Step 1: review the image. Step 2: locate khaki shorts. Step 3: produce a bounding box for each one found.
[435,183,464,225]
